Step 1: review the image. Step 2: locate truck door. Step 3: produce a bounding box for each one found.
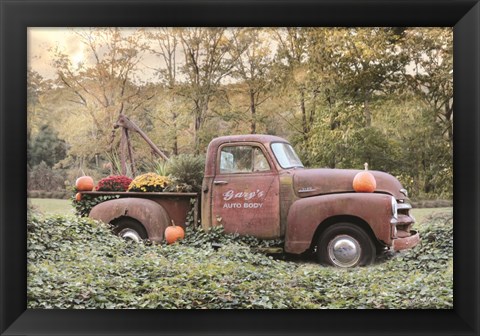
[211,143,280,239]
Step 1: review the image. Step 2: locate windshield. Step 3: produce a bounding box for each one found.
[271,142,304,169]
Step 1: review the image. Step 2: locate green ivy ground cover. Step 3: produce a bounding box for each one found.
[27,211,453,309]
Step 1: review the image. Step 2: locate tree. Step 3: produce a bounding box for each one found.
[29,124,67,167]
[177,28,238,153]
[402,28,453,146]
[28,27,453,199]
[272,28,312,141]
[325,28,408,127]
[51,28,155,162]
[27,70,45,116]
[147,28,184,155]
[229,28,273,134]
[27,70,53,135]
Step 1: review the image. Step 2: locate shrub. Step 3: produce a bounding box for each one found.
[96,175,132,192]
[166,154,205,192]
[28,161,66,191]
[28,190,41,198]
[147,159,170,176]
[127,173,171,192]
[180,225,284,249]
[27,210,453,309]
[71,193,119,217]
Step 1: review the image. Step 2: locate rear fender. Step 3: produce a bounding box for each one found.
[285,193,394,254]
[89,198,171,242]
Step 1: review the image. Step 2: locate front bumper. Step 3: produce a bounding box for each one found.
[392,230,420,251]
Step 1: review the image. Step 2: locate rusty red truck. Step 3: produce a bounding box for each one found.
[84,134,419,267]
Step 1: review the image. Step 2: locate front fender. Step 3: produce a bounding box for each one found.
[89,198,171,242]
[285,193,394,254]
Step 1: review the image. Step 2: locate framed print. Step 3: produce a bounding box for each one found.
[1,0,479,335]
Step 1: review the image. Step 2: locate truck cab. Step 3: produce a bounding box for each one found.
[201,134,419,267]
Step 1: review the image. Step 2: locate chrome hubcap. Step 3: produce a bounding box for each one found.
[118,228,141,243]
[327,235,362,267]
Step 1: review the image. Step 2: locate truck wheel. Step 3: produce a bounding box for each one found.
[317,223,376,267]
[112,217,148,243]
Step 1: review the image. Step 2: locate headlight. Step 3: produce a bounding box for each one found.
[391,196,398,219]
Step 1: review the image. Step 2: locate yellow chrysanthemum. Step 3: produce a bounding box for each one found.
[127,173,171,192]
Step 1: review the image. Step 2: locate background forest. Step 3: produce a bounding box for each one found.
[27,27,453,201]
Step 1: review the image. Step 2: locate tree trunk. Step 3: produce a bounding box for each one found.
[250,89,256,134]
[120,129,127,176]
[172,132,179,156]
[194,106,203,155]
[171,110,179,156]
[364,91,372,127]
[310,89,317,125]
[300,88,308,141]
[444,103,453,149]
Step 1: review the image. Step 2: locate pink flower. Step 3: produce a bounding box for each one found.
[95,175,132,192]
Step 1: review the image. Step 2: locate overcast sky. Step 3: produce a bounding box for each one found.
[28,28,160,81]
[28,27,430,84]
[28,28,81,79]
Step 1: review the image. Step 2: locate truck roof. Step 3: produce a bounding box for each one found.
[209,134,289,147]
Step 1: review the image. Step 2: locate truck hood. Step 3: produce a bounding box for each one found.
[292,168,407,200]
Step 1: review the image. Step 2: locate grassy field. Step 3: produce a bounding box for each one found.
[411,207,452,224]
[28,198,74,216]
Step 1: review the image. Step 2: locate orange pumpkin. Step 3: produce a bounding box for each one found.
[75,192,82,201]
[75,176,94,191]
[353,163,376,193]
[165,221,185,244]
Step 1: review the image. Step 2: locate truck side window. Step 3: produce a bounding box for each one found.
[220,146,270,174]
[253,147,270,171]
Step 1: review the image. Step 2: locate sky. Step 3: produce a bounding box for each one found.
[28,28,84,79]
[28,27,431,83]
[28,27,160,81]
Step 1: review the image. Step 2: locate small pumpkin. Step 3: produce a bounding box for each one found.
[75,176,94,191]
[165,220,185,244]
[353,163,376,193]
[75,192,82,201]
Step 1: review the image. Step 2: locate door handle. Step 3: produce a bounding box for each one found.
[214,180,228,185]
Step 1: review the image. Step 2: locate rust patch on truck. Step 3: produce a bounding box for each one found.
[84,191,198,242]
[211,172,281,239]
[89,198,171,242]
[208,140,281,239]
[393,230,420,250]
[285,193,396,254]
[293,168,406,200]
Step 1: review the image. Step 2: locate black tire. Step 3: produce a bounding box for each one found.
[317,223,376,267]
[112,217,148,242]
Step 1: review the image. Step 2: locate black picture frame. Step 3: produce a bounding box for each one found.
[1,0,479,335]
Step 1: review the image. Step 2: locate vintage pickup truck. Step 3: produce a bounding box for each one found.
[84,134,419,267]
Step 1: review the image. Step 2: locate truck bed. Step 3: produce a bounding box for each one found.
[81,191,200,228]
